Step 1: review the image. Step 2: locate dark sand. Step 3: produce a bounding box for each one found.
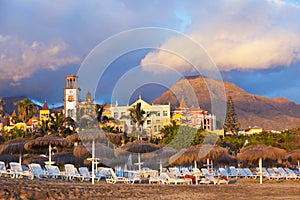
[0,177,299,200]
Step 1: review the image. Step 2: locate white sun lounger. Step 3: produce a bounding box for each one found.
[159,172,192,184]
[168,167,185,178]
[64,164,84,182]
[28,163,49,179]
[106,168,126,184]
[0,161,13,177]
[79,167,100,182]
[9,162,34,180]
[45,165,66,179]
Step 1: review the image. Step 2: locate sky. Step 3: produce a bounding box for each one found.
[0,0,300,107]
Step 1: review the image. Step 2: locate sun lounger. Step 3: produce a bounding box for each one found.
[229,167,238,178]
[126,171,142,184]
[45,165,66,179]
[9,162,34,180]
[181,167,191,176]
[243,168,258,179]
[79,167,100,182]
[236,168,248,178]
[28,163,49,179]
[96,167,111,180]
[267,168,283,180]
[159,172,192,184]
[0,161,13,177]
[106,168,126,184]
[169,167,185,178]
[64,164,84,182]
[218,168,230,178]
[284,168,299,179]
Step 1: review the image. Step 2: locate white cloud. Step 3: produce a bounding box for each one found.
[0,35,81,83]
[141,0,300,73]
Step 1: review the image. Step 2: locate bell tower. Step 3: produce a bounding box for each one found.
[64,75,79,121]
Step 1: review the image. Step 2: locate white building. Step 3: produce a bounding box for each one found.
[64,75,79,121]
[109,96,171,137]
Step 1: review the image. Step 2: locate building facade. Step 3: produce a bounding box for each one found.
[64,75,79,121]
[108,96,171,137]
[172,98,216,131]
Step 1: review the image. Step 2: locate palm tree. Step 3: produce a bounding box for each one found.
[128,102,147,140]
[18,98,37,123]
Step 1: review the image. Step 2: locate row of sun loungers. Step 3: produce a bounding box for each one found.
[0,161,299,184]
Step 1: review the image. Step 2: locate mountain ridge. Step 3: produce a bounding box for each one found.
[152,75,300,130]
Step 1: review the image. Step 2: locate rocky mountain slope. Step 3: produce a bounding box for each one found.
[153,76,300,130]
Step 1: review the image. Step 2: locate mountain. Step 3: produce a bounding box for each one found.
[1,96,63,115]
[152,76,300,130]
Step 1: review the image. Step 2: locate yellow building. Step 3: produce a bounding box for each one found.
[39,101,50,121]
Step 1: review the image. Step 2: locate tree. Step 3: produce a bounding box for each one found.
[18,98,37,123]
[223,96,240,135]
[128,102,146,140]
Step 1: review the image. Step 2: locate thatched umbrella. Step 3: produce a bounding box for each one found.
[155,146,178,172]
[53,152,84,168]
[0,138,31,164]
[115,140,161,171]
[169,144,229,170]
[237,144,286,184]
[73,143,115,161]
[23,155,48,167]
[66,133,81,143]
[77,128,108,184]
[24,135,73,165]
[0,154,18,164]
[286,149,300,168]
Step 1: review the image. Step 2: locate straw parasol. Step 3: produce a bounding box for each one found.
[73,143,115,160]
[286,149,300,168]
[237,144,286,184]
[169,144,229,169]
[53,152,84,168]
[115,140,161,171]
[0,138,31,164]
[155,146,178,172]
[25,135,73,165]
[0,154,18,164]
[23,155,48,167]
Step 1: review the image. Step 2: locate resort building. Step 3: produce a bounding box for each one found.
[108,96,171,137]
[172,98,216,131]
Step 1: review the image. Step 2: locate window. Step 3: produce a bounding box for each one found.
[156,112,160,117]
[121,112,125,117]
[196,118,200,124]
[163,111,168,117]
[158,125,161,131]
[114,112,118,118]
[68,95,74,102]
[147,120,151,125]
[154,125,157,132]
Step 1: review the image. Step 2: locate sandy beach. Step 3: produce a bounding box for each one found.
[0,178,299,200]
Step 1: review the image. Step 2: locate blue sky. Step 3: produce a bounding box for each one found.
[0,0,300,106]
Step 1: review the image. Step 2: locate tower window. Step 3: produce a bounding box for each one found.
[68,95,74,102]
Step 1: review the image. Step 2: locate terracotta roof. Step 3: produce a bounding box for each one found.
[41,101,49,110]
[11,110,16,117]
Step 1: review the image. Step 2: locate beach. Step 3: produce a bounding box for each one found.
[0,178,299,200]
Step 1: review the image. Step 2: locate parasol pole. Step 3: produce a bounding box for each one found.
[194,160,197,170]
[259,157,262,184]
[49,144,52,163]
[207,158,210,171]
[298,160,300,172]
[19,150,22,164]
[138,152,141,171]
[92,139,95,184]
[159,159,163,174]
